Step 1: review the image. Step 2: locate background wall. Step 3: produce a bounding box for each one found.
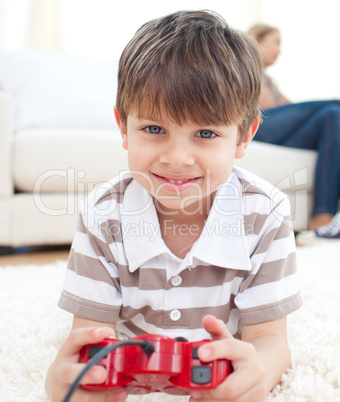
[0,0,340,101]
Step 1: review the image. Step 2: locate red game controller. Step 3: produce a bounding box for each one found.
[79,334,232,395]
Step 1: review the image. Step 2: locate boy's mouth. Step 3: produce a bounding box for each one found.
[153,173,200,192]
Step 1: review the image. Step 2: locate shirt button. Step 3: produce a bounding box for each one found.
[171,275,182,287]
[170,309,181,321]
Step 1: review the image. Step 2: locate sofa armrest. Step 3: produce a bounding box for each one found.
[0,90,13,197]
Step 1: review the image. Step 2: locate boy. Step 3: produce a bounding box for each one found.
[46,10,302,402]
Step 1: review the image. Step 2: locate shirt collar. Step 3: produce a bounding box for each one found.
[121,180,169,272]
[121,173,252,272]
[191,172,252,270]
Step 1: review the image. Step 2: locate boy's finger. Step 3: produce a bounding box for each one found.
[63,386,127,402]
[61,326,116,357]
[59,361,128,401]
[59,362,107,386]
[198,337,256,363]
[202,315,233,340]
[191,376,261,402]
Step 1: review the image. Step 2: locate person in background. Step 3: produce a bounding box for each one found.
[248,24,340,237]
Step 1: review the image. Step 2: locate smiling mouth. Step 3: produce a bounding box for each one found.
[153,173,200,190]
[168,179,185,184]
[154,173,199,183]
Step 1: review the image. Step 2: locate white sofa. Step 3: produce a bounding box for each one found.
[0,52,317,248]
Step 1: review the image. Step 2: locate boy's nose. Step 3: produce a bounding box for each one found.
[159,141,195,168]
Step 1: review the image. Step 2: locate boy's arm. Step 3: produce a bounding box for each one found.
[45,316,127,402]
[242,316,290,393]
[71,315,116,331]
[190,315,290,402]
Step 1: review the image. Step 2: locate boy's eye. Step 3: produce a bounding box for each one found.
[196,130,216,139]
[146,125,163,134]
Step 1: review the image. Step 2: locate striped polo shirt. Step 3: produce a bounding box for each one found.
[58,167,302,341]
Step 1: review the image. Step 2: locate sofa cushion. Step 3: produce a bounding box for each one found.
[0,51,118,132]
[14,131,316,195]
[234,141,316,191]
[13,128,128,192]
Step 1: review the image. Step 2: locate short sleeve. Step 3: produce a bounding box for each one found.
[235,197,302,325]
[58,213,123,322]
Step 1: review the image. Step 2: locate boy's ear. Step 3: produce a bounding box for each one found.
[235,118,260,159]
[114,106,128,150]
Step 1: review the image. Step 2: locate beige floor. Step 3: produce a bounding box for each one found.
[0,245,70,267]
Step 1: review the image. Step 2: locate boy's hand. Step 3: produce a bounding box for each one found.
[45,326,128,402]
[190,315,268,402]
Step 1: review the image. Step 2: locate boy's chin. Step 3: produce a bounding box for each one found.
[153,197,209,216]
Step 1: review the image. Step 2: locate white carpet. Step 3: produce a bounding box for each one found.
[1,242,340,402]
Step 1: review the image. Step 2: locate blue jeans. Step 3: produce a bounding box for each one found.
[255,100,340,216]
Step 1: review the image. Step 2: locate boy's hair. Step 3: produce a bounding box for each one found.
[116,10,262,139]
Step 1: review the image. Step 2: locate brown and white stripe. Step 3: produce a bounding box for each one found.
[58,167,302,341]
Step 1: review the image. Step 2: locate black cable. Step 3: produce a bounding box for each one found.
[63,339,155,402]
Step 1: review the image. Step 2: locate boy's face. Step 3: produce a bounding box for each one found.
[115,108,257,214]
